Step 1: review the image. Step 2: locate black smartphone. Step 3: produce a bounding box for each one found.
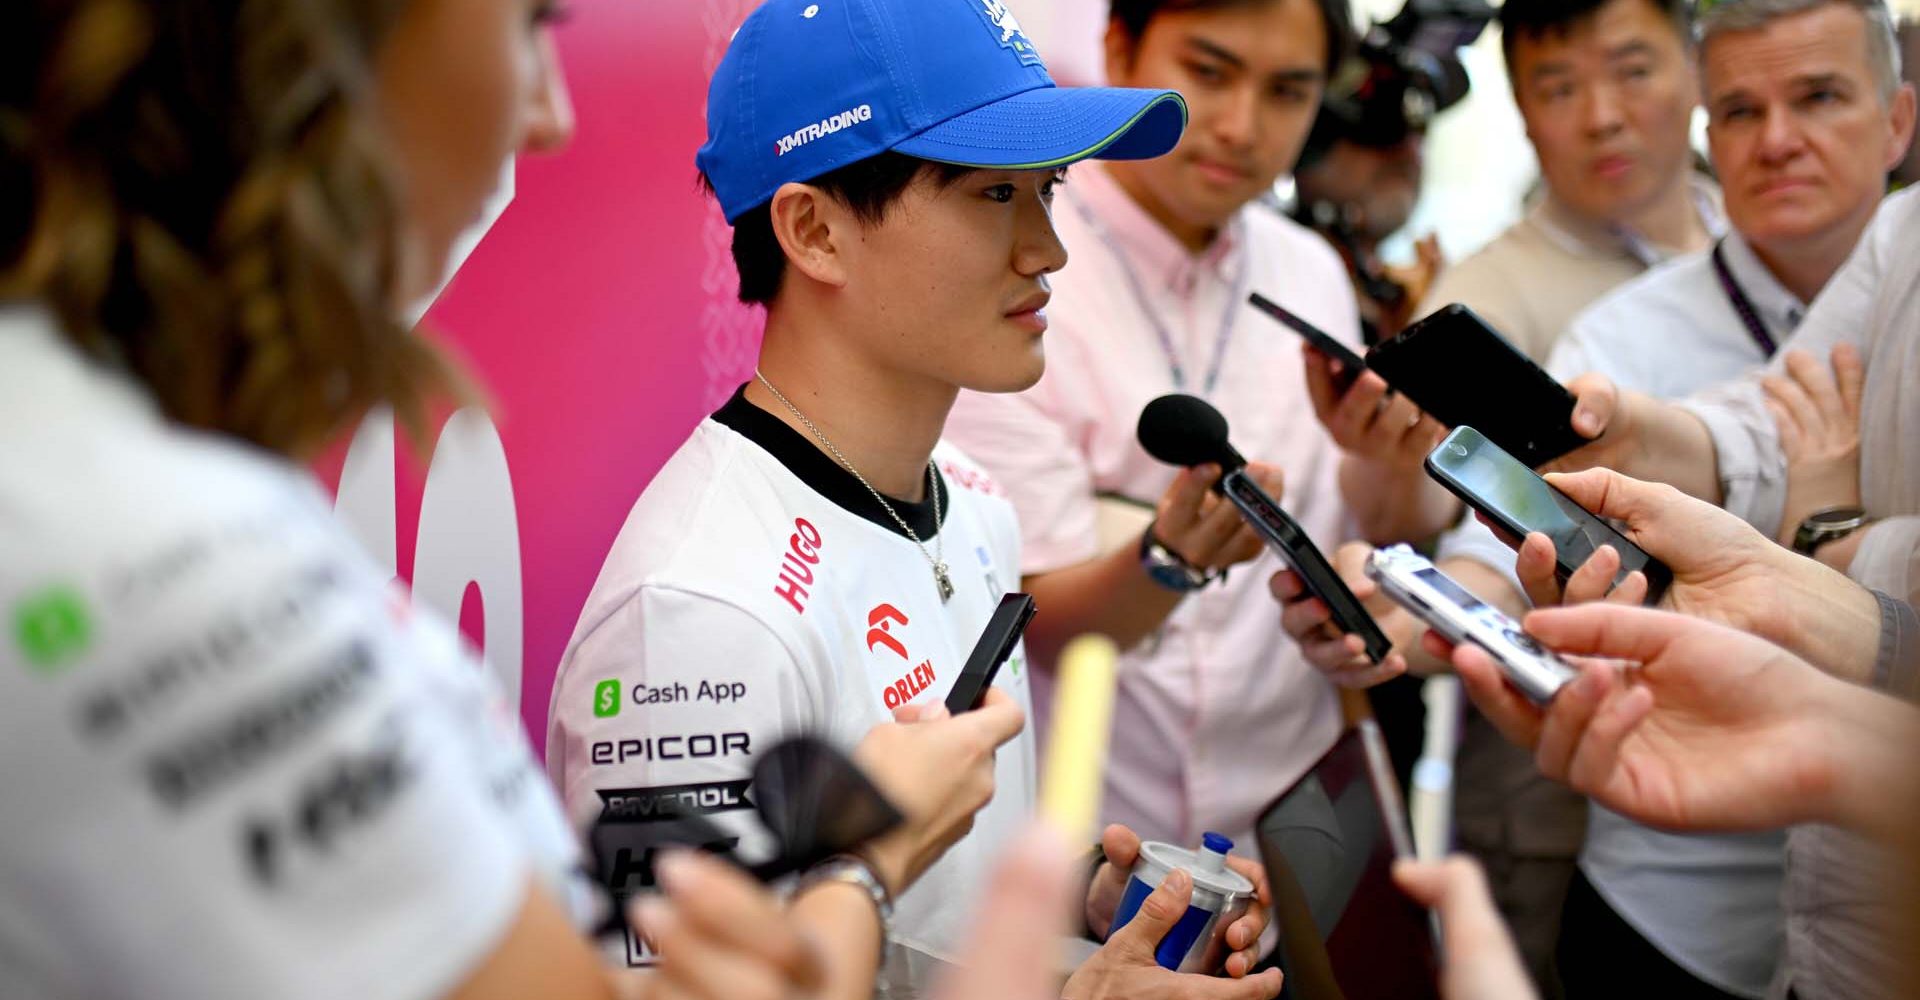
[1366,304,1586,467]
[1249,292,1366,392]
[1425,426,1672,603]
[1221,469,1393,664]
[944,593,1037,714]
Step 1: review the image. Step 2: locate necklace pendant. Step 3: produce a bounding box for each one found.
[934,563,955,603]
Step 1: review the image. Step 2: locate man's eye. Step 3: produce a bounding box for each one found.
[985,185,1016,203]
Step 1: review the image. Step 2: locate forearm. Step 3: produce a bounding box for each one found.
[1340,454,1461,545]
[1020,541,1183,663]
[789,882,885,1000]
[1623,399,1725,504]
[1758,551,1885,688]
[1815,679,1920,845]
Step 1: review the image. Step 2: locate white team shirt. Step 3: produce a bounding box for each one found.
[547,389,1036,994]
[0,306,587,1000]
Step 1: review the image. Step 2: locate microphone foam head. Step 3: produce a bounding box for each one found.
[1137,394,1240,469]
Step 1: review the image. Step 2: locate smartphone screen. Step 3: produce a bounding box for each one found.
[1426,427,1671,602]
[1365,304,1586,467]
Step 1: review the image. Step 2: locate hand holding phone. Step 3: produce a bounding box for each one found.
[1425,426,1671,604]
[1369,305,1587,467]
[1139,394,1392,663]
[1249,292,1366,393]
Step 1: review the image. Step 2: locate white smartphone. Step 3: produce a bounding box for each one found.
[1365,545,1577,704]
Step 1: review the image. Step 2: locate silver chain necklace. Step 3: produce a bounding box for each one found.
[754,371,954,603]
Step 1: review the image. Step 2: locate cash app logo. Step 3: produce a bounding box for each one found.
[593,679,622,718]
[14,586,93,674]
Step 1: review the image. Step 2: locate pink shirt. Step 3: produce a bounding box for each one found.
[945,162,1361,850]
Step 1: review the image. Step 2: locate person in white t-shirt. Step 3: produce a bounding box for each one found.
[0,3,941,1000]
[548,1,1278,998]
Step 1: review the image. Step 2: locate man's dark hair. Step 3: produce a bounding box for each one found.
[1498,0,1691,70]
[702,153,971,306]
[1108,0,1354,79]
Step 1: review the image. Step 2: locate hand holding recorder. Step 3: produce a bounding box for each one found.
[1428,603,1920,842]
[1139,394,1392,664]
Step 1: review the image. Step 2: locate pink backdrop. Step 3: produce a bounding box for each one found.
[317,1,766,757]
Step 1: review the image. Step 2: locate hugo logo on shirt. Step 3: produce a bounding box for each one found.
[772,518,823,614]
[867,603,938,710]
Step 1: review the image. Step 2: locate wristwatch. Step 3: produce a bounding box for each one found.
[794,854,893,930]
[1792,506,1869,556]
[1139,526,1217,592]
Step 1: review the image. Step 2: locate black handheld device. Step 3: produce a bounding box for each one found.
[945,592,1037,714]
[1138,394,1392,664]
[1365,304,1586,467]
[1248,292,1367,392]
[1425,426,1672,603]
[1254,720,1439,1000]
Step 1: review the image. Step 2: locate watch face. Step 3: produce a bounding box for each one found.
[1811,507,1866,527]
[1147,560,1204,592]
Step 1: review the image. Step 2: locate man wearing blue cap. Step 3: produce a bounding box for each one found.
[548,1,1279,997]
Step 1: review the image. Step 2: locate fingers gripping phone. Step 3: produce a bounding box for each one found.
[1249,292,1366,393]
[945,593,1037,714]
[1366,304,1587,467]
[1424,426,1672,604]
[1365,546,1577,704]
[1222,469,1394,664]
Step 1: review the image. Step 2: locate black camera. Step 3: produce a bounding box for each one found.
[1301,0,1494,161]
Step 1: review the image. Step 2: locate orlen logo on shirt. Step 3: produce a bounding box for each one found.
[773,518,823,614]
[867,604,938,710]
[774,104,873,157]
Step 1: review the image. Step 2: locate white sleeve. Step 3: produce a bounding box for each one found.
[0,525,581,1000]
[1848,515,1920,611]
[548,585,820,968]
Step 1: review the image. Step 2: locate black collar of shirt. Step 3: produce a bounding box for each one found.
[712,384,947,541]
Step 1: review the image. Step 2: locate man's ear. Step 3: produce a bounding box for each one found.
[1103,18,1138,84]
[769,182,851,289]
[1884,83,1918,174]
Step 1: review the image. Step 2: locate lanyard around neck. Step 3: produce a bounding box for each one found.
[1710,240,1780,358]
[1065,188,1249,397]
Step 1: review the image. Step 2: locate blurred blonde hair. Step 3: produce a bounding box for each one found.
[1,0,463,458]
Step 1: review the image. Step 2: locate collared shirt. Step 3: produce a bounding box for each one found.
[944,161,1360,853]
[1546,230,1802,999]
[1684,187,1920,610]
[1416,178,1726,363]
[1676,187,1920,1000]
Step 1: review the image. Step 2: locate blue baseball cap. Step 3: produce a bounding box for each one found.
[697,0,1189,223]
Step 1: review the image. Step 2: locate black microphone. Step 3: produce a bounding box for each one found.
[1136,393,1246,479]
[1134,393,1392,662]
